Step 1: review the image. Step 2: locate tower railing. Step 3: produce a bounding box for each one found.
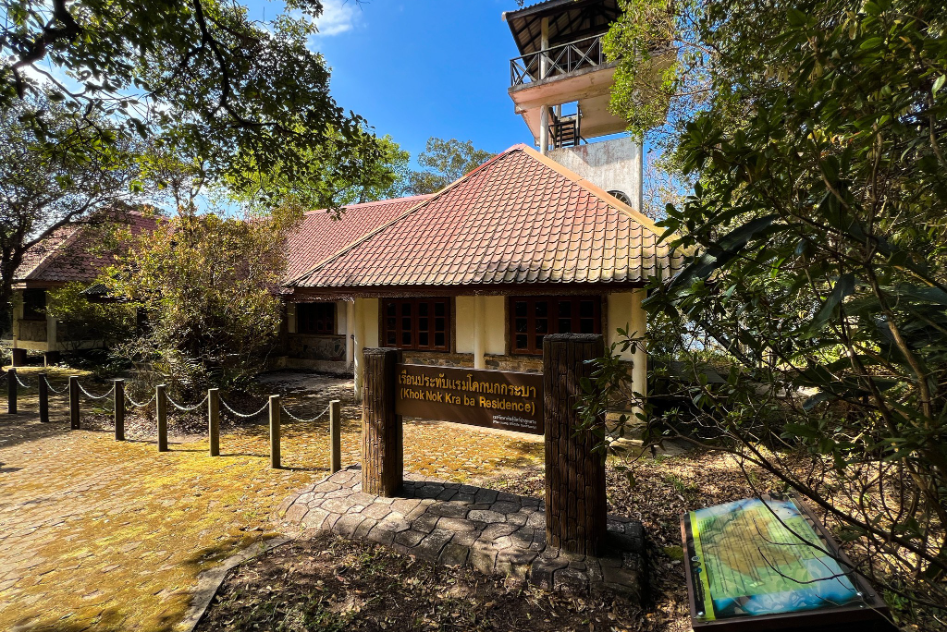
[510,34,607,87]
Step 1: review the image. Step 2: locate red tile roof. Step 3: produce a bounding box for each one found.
[16,211,159,284]
[288,145,680,290]
[283,195,433,282]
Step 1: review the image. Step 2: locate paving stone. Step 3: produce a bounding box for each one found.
[334,514,365,537]
[529,557,569,589]
[438,542,468,567]
[480,523,517,540]
[469,547,498,575]
[282,503,309,523]
[427,502,469,518]
[392,499,421,514]
[491,501,519,514]
[467,509,506,523]
[474,489,498,504]
[321,498,352,514]
[554,566,590,591]
[393,529,426,548]
[366,524,397,546]
[415,528,453,560]
[412,513,440,534]
[452,531,478,548]
[378,516,412,533]
[435,517,474,532]
[301,508,330,531]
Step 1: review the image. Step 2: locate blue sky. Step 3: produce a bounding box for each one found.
[248,0,538,163]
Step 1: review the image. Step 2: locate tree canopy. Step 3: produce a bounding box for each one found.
[406,137,495,195]
[0,0,388,210]
[592,0,947,625]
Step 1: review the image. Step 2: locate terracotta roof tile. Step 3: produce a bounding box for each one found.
[289,145,681,290]
[16,211,159,284]
[283,195,432,282]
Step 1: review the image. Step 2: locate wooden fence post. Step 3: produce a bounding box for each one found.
[7,368,16,414]
[38,372,49,423]
[69,375,80,429]
[269,395,281,469]
[156,384,168,452]
[362,347,402,496]
[208,388,220,457]
[114,379,125,441]
[329,399,342,473]
[543,333,607,556]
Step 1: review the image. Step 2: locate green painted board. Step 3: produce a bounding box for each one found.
[685,498,864,623]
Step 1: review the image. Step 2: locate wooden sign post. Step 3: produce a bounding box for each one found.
[543,333,607,556]
[362,347,403,496]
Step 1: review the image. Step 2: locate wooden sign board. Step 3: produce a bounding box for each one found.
[682,495,893,632]
[395,364,544,435]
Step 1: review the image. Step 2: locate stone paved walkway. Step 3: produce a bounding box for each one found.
[277,466,645,600]
[0,371,545,632]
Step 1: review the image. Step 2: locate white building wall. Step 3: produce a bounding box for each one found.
[455,295,506,356]
[483,296,506,355]
[335,300,347,336]
[548,136,644,212]
[607,292,635,361]
[455,296,475,353]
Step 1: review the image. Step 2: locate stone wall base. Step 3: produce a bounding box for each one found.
[276,466,644,599]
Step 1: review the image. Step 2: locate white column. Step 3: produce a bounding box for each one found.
[11,291,22,346]
[345,300,355,368]
[539,106,550,155]
[630,288,648,417]
[538,16,551,156]
[632,141,644,213]
[46,305,58,352]
[353,299,365,402]
[473,295,486,369]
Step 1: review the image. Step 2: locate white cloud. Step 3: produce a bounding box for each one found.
[313,0,360,36]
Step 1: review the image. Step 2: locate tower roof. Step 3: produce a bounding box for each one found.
[503,0,619,56]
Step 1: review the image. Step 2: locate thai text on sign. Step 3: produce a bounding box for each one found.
[395,364,544,434]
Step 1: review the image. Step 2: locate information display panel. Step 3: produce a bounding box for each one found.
[682,497,892,631]
[395,364,544,435]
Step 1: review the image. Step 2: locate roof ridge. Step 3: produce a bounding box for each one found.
[518,145,665,236]
[287,147,518,287]
[303,194,435,216]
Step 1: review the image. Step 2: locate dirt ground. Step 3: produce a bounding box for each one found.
[196,440,773,632]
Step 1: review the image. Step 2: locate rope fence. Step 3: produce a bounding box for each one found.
[3,367,343,472]
[220,399,269,419]
[77,382,115,401]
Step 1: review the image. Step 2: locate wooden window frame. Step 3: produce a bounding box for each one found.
[297,302,336,335]
[382,298,451,352]
[510,296,602,356]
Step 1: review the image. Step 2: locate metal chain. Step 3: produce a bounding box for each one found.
[280,403,329,423]
[78,382,116,400]
[42,376,68,395]
[14,373,32,388]
[167,394,209,412]
[220,398,269,419]
[125,392,156,408]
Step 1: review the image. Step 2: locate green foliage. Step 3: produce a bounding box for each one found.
[101,207,300,394]
[595,0,947,624]
[224,134,411,213]
[406,137,495,195]
[0,95,139,331]
[45,282,137,350]
[0,0,388,211]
